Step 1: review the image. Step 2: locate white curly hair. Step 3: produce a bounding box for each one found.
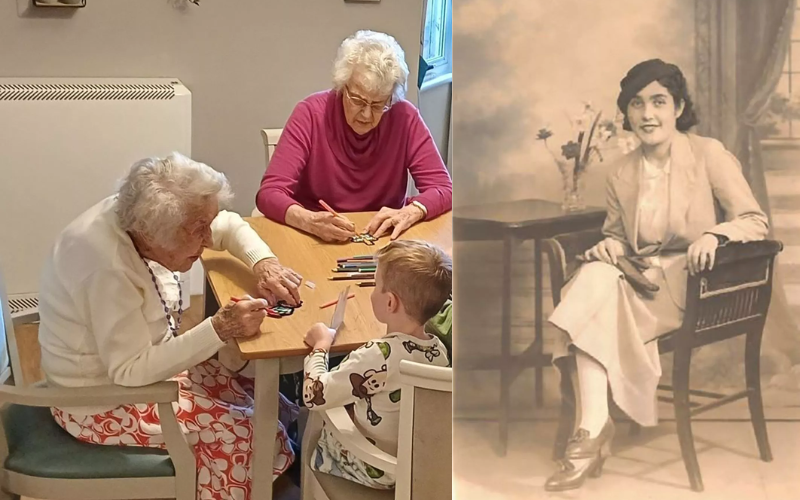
[116,152,233,250]
[332,30,409,105]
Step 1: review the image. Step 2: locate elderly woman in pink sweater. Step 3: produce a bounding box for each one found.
[256,30,453,242]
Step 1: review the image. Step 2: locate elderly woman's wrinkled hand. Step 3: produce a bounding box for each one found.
[306,212,356,243]
[211,295,269,341]
[584,237,627,265]
[365,205,425,240]
[687,233,719,276]
[253,258,303,306]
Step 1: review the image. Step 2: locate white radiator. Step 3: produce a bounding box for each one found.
[0,78,202,308]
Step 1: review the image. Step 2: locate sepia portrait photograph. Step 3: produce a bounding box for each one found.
[453,1,800,498]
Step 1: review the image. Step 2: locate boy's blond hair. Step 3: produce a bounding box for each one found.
[375,240,452,325]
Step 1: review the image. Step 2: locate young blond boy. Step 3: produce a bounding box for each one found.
[302,239,452,489]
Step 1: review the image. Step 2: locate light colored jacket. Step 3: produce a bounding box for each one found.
[602,132,768,309]
[38,196,275,414]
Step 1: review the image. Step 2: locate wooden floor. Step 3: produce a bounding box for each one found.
[13,296,300,500]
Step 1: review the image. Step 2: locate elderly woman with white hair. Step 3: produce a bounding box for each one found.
[256,30,453,242]
[38,153,302,500]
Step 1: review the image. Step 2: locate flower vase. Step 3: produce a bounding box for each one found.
[561,167,586,212]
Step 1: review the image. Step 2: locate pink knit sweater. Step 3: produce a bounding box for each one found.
[256,90,452,222]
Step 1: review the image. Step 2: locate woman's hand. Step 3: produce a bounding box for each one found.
[304,322,337,351]
[286,206,356,242]
[253,258,303,306]
[584,237,628,265]
[364,205,425,240]
[211,295,268,341]
[687,233,720,276]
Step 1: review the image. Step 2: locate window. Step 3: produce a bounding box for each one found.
[421,0,452,85]
[761,7,800,140]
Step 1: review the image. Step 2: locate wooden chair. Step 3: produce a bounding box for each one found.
[300,360,452,500]
[0,268,197,500]
[251,128,284,218]
[541,229,781,492]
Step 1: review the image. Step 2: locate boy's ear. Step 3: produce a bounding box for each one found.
[387,291,401,313]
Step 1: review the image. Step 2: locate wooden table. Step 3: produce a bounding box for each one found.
[201,212,452,500]
[453,199,605,456]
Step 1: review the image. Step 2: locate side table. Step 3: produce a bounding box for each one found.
[454,199,606,456]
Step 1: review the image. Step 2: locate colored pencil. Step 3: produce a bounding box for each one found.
[319,293,356,309]
[319,199,356,228]
[318,199,342,218]
[328,273,375,281]
[229,296,279,317]
[337,256,375,262]
[357,281,376,287]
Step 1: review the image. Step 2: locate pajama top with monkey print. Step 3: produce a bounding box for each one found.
[303,332,449,457]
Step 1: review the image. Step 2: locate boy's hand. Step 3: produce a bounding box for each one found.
[305,322,337,351]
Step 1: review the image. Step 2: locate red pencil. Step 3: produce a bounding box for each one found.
[319,293,356,309]
[229,296,280,318]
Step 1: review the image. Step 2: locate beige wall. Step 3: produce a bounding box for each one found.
[0,0,423,215]
[454,0,696,209]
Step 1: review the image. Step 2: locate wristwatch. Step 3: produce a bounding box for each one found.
[410,200,428,218]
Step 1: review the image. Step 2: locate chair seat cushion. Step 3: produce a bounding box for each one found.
[3,404,175,479]
[313,470,395,500]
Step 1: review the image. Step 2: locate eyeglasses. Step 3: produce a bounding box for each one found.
[344,86,391,114]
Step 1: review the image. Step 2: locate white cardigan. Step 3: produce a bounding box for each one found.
[38,196,275,414]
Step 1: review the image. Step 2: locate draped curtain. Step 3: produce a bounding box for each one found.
[684,0,800,389]
[734,0,800,364]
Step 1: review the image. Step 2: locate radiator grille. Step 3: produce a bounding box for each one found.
[0,83,176,101]
[8,294,39,316]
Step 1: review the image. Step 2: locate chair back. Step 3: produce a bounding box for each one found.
[252,128,284,218]
[541,228,604,306]
[395,360,452,500]
[675,240,782,350]
[261,128,283,165]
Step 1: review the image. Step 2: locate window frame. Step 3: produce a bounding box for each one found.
[764,6,800,142]
[421,0,452,88]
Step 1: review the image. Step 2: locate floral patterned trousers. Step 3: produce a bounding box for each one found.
[51,359,298,500]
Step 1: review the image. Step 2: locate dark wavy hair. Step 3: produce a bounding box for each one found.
[621,68,699,132]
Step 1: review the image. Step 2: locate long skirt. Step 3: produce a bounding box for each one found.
[549,261,683,426]
[51,359,298,500]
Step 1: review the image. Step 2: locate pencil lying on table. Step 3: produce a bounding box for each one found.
[337,256,375,262]
[319,293,356,309]
[357,281,376,287]
[328,273,375,281]
[333,267,377,273]
[338,261,377,267]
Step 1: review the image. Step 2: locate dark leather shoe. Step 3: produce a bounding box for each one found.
[544,454,608,492]
[544,419,615,492]
[565,418,615,459]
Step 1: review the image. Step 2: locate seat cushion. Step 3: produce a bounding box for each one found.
[314,470,394,500]
[3,404,175,479]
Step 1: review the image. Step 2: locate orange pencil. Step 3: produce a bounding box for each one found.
[319,199,355,228]
[319,199,342,218]
[319,293,356,309]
